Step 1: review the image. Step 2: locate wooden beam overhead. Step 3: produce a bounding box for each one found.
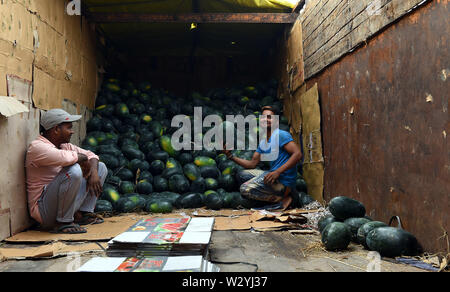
[89,13,299,24]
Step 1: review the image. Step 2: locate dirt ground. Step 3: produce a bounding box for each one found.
[0,229,427,272]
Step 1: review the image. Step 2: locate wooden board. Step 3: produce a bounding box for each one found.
[302,0,430,78]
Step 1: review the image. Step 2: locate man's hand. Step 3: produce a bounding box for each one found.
[222,143,233,159]
[264,170,281,185]
[87,171,103,198]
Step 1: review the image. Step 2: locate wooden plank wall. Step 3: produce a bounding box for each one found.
[0,0,100,241]
[302,0,430,79]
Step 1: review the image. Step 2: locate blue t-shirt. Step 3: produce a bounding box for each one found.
[256,129,297,188]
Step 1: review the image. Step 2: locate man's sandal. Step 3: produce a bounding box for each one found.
[75,212,104,226]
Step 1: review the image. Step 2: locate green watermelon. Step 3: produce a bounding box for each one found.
[101,186,121,207]
[136,180,153,195]
[119,181,135,194]
[183,163,201,182]
[329,196,366,220]
[116,168,135,181]
[115,103,130,117]
[205,193,224,210]
[321,222,352,251]
[149,160,165,176]
[115,197,138,213]
[366,227,423,257]
[194,156,216,167]
[95,200,113,213]
[178,153,194,165]
[189,177,206,193]
[148,151,169,162]
[99,154,119,169]
[357,221,388,248]
[127,194,147,211]
[200,166,221,179]
[218,174,235,192]
[318,216,341,233]
[160,135,178,158]
[223,192,241,209]
[168,174,190,194]
[175,193,204,209]
[147,200,173,214]
[205,178,219,191]
[344,217,372,243]
[153,176,169,192]
[121,145,145,161]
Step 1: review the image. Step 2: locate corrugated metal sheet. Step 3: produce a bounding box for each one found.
[306,0,449,253]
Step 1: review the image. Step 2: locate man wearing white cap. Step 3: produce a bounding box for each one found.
[25,109,107,234]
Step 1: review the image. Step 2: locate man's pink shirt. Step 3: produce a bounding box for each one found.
[25,135,99,224]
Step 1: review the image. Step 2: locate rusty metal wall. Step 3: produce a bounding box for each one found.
[306,0,449,253]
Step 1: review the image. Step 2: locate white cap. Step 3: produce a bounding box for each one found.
[40,109,82,131]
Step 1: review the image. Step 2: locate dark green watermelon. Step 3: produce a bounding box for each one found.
[205,178,219,191]
[95,200,113,213]
[183,163,201,182]
[119,181,135,194]
[321,222,352,251]
[99,154,119,169]
[149,160,165,176]
[153,176,169,192]
[318,216,341,233]
[101,186,121,207]
[178,153,194,165]
[296,178,308,193]
[115,197,138,213]
[189,177,206,193]
[366,227,423,257]
[175,193,204,209]
[121,145,145,161]
[205,193,224,210]
[138,170,153,183]
[127,194,147,211]
[329,196,366,220]
[344,217,372,242]
[116,168,135,181]
[168,174,190,194]
[200,166,221,179]
[223,192,241,209]
[218,174,235,192]
[357,221,388,248]
[147,200,173,214]
[136,180,153,195]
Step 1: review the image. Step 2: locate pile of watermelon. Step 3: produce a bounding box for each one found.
[82,79,315,215]
[318,196,423,258]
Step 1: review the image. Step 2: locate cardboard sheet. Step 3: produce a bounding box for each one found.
[300,83,325,204]
[5,215,147,243]
[0,242,107,261]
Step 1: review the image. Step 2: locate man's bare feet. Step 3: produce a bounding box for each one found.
[281,196,293,211]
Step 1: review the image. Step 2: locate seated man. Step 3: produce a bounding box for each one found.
[26,109,107,234]
[223,106,302,210]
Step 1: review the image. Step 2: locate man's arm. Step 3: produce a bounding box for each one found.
[230,152,261,169]
[86,158,102,198]
[264,141,302,185]
[223,147,261,169]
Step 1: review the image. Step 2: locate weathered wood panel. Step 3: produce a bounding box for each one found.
[302,0,431,78]
[306,0,449,253]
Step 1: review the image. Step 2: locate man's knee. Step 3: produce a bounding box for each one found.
[98,162,108,178]
[66,164,83,181]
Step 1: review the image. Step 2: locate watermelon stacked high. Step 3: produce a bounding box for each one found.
[82,78,314,214]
